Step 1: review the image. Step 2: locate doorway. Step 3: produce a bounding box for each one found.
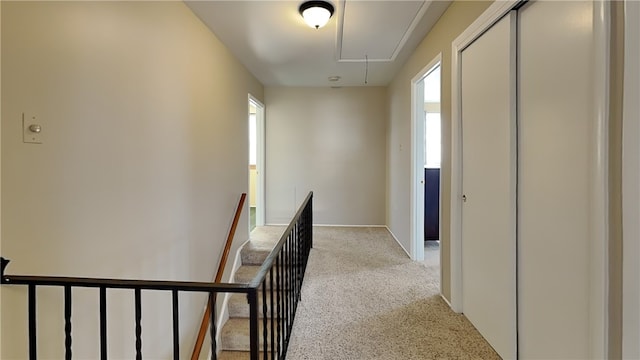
[248,96,265,231]
[411,56,442,276]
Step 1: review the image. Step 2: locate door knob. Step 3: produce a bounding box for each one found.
[462,194,467,202]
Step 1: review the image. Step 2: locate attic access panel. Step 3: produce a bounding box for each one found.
[339,0,427,61]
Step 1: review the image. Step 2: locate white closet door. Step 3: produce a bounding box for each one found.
[623,1,640,357]
[460,12,517,360]
[518,1,594,358]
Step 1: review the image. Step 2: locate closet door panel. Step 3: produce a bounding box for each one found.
[460,12,517,360]
[518,1,593,358]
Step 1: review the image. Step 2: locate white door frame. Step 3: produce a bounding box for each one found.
[622,0,640,357]
[590,2,611,357]
[450,1,610,357]
[410,54,441,265]
[249,94,266,226]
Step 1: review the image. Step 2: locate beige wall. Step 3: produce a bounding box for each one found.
[387,1,492,301]
[1,2,263,358]
[265,86,386,225]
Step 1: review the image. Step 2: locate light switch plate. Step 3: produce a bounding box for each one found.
[23,113,42,144]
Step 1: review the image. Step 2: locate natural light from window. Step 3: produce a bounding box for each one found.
[424,65,441,169]
[249,113,257,165]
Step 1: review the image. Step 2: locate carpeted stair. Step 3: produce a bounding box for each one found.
[219,226,284,360]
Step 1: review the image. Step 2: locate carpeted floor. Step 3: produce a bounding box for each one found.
[285,226,500,360]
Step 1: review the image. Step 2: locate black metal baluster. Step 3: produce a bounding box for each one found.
[292,227,297,312]
[28,284,37,360]
[286,231,295,354]
[295,223,301,303]
[248,290,259,360]
[276,255,281,358]
[300,223,303,292]
[64,285,72,360]
[308,212,312,261]
[283,239,289,344]
[270,267,275,360]
[309,197,313,249]
[287,234,292,340]
[291,233,295,334]
[292,225,297,309]
[172,290,180,360]
[135,288,142,360]
[300,222,303,298]
[210,293,217,360]
[306,207,311,264]
[262,279,268,358]
[100,287,107,360]
[300,217,305,261]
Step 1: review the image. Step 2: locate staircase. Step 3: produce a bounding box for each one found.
[219,226,285,360]
[2,192,313,360]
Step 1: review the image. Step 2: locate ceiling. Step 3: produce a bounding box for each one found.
[185,1,451,87]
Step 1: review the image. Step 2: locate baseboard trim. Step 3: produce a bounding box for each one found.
[440,293,454,310]
[384,226,411,258]
[314,224,387,228]
[265,223,387,228]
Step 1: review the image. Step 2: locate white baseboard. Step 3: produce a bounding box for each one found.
[266,223,387,228]
[384,226,411,258]
[440,293,454,310]
[314,224,387,228]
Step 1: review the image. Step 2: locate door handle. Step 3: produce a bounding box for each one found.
[462,194,467,202]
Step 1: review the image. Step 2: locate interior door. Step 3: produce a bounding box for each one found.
[518,1,594,357]
[460,11,517,359]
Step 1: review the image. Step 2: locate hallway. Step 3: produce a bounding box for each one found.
[286,227,498,359]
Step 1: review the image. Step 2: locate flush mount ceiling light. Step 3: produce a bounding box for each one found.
[299,1,334,29]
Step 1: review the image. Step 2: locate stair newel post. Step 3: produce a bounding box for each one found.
[248,289,259,360]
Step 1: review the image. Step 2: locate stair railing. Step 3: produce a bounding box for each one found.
[1,191,313,360]
[246,190,313,359]
[191,192,246,360]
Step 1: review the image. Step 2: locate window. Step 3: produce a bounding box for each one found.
[424,65,441,169]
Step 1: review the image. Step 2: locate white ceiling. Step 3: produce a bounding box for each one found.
[185,0,451,87]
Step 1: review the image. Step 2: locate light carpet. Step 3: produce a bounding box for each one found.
[285,226,500,360]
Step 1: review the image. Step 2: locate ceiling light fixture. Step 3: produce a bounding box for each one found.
[299,1,334,29]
